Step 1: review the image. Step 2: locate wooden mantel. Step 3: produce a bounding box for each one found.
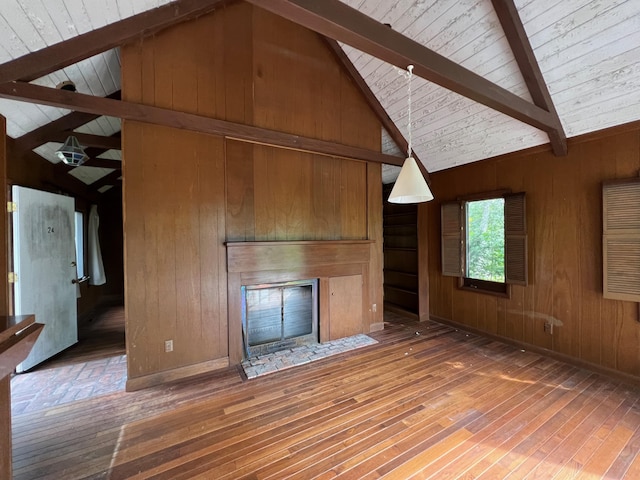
[226,240,374,364]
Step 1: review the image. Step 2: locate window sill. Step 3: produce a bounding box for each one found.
[458,278,511,299]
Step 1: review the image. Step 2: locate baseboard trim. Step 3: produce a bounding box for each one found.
[369,322,385,333]
[126,357,229,392]
[384,302,419,321]
[430,315,640,388]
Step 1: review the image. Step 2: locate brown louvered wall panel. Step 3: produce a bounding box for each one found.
[441,201,462,277]
[603,179,640,301]
[603,182,640,233]
[505,192,527,285]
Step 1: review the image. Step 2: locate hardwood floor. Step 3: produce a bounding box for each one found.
[11,312,640,479]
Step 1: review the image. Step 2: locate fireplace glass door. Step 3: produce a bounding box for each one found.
[242,279,318,358]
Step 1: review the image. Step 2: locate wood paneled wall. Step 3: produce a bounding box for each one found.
[0,115,11,480]
[121,2,383,385]
[427,126,640,378]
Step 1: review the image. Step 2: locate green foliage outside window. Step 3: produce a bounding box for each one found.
[466,198,505,282]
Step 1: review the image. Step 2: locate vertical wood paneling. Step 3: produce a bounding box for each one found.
[312,155,341,239]
[123,122,227,378]
[578,141,604,365]
[225,141,255,242]
[612,133,640,375]
[552,147,580,359]
[199,134,227,359]
[223,3,253,124]
[0,115,10,480]
[122,2,383,379]
[528,155,554,351]
[340,160,367,239]
[368,163,383,327]
[428,125,640,379]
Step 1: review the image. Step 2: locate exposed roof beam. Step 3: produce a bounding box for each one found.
[14,112,99,153]
[323,37,432,183]
[6,138,100,203]
[13,91,121,153]
[0,0,235,84]
[50,132,121,150]
[246,0,560,137]
[491,0,567,156]
[0,82,404,166]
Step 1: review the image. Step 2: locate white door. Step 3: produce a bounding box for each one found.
[12,186,78,372]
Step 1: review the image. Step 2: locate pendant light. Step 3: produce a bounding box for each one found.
[55,135,89,166]
[388,65,434,204]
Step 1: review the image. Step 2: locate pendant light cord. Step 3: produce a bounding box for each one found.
[406,65,414,158]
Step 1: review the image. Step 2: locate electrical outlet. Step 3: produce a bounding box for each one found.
[543,322,553,335]
[164,339,173,352]
[372,304,377,313]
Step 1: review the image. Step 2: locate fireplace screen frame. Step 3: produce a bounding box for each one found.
[241,278,319,358]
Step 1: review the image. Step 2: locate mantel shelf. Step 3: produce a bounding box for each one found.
[0,315,43,381]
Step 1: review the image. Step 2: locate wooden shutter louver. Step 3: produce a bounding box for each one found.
[504,192,527,285]
[603,179,640,301]
[441,201,463,277]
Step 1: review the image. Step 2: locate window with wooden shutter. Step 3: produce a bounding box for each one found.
[603,178,640,301]
[440,190,528,296]
[441,201,462,277]
[505,192,527,285]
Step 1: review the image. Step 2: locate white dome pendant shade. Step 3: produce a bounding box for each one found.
[388,156,433,203]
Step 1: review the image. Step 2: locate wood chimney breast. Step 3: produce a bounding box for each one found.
[226,240,372,363]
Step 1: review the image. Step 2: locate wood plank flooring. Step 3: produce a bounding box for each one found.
[11,312,640,479]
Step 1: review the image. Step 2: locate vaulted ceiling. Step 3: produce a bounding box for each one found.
[0,0,638,193]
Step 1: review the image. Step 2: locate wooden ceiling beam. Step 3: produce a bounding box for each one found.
[0,0,235,84]
[323,37,432,183]
[6,138,100,203]
[0,82,404,166]
[491,0,567,156]
[246,0,559,136]
[13,91,121,154]
[50,132,121,151]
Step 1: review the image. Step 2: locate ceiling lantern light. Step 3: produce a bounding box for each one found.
[55,135,89,166]
[388,65,434,204]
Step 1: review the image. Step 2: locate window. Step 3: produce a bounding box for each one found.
[466,198,505,283]
[603,178,640,301]
[441,192,527,295]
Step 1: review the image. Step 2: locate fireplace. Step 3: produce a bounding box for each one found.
[241,279,318,358]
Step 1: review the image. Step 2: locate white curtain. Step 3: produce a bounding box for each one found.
[88,204,106,286]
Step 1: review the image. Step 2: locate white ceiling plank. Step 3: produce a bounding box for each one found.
[68,165,115,184]
[97,149,122,160]
[33,142,64,164]
[0,15,31,61]
[0,0,639,173]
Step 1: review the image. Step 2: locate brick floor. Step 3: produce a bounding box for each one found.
[10,355,127,414]
[241,333,378,379]
[10,305,127,415]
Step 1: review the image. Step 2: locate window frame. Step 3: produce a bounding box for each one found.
[441,189,527,298]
